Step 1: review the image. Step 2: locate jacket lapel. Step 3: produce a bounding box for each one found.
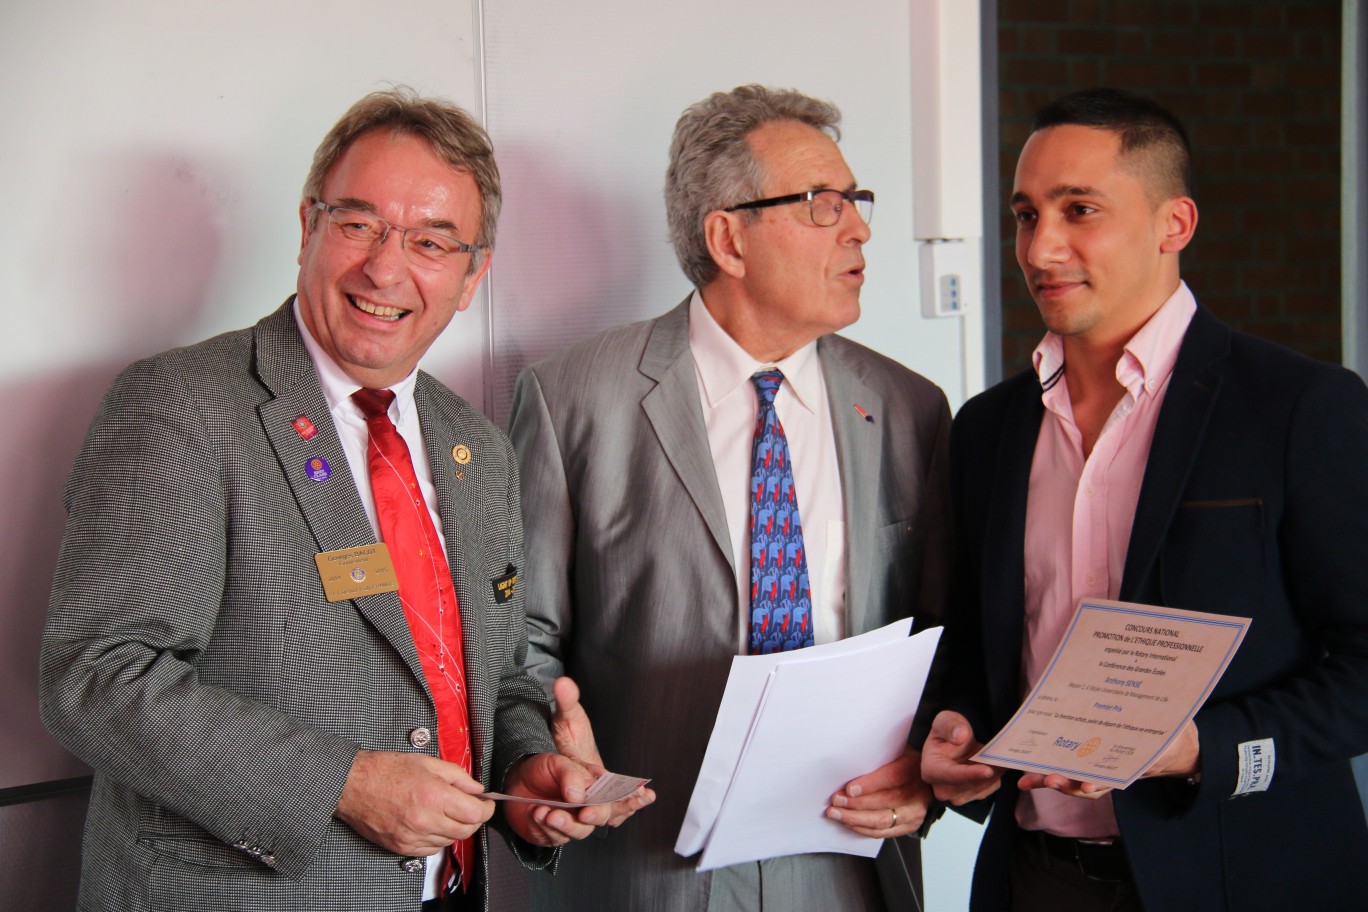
[253,300,429,694]
[820,339,883,636]
[638,299,735,572]
[1121,306,1230,597]
[416,375,495,776]
[983,380,1043,720]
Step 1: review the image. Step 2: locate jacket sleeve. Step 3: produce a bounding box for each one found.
[39,359,358,880]
[909,386,954,744]
[506,365,575,694]
[1189,364,1368,805]
[485,425,560,871]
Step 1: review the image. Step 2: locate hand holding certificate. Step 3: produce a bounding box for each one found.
[972,600,1249,789]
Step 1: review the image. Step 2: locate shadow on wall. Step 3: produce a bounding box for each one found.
[0,786,91,911]
[1,152,223,791]
[486,137,668,425]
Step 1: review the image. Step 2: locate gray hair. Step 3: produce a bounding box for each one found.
[665,85,842,288]
[303,86,501,270]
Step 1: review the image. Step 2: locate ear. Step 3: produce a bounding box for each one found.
[454,249,494,312]
[1158,196,1198,254]
[703,210,748,280]
[297,200,316,266]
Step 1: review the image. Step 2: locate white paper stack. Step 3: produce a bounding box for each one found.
[675,619,941,871]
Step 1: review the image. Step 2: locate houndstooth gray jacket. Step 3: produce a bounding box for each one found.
[40,300,554,911]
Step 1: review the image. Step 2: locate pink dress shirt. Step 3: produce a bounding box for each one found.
[1016,282,1196,838]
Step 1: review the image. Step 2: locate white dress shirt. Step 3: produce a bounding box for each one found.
[294,302,449,553]
[687,291,848,650]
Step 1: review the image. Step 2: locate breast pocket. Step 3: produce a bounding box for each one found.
[868,513,926,621]
[1158,498,1269,616]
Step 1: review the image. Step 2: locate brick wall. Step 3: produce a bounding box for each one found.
[997,0,1343,375]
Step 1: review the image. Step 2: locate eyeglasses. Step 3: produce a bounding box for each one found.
[311,201,479,268]
[724,189,874,227]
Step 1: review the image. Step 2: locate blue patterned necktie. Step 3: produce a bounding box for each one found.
[748,370,814,654]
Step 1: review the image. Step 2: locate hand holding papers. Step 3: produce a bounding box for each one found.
[973,600,1249,788]
[675,620,942,871]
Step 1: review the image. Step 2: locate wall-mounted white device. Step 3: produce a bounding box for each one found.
[919,237,979,318]
[910,0,982,320]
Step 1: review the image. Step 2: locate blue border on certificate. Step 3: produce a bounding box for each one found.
[976,601,1247,785]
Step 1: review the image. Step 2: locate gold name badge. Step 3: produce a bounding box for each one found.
[315,544,400,602]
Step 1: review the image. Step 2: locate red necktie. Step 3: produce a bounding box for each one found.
[352,388,472,890]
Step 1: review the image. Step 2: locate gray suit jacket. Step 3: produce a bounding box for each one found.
[40,301,555,912]
[508,299,950,912]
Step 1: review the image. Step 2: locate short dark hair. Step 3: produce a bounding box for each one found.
[1031,87,1192,201]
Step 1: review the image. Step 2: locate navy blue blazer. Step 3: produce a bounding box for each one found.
[945,304,1368,910]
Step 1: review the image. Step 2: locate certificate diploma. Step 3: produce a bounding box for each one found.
[973,599,1249,787]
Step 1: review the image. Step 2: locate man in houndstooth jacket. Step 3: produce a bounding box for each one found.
[39,88,636,912]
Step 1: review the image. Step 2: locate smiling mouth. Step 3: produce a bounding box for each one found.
[1032,275,1085,295]
[349,295,408,322]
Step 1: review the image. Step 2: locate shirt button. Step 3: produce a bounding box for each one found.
[1086,573,1098,586]
[409,727,432,748]
[1084,485,1095,497]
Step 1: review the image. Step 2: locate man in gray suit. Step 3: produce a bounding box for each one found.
[510,85,950,912]
[40,88,627,912]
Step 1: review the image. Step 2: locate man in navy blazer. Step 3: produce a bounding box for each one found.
[923,88,1368,910]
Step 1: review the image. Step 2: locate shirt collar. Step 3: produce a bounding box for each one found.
[687,290,821,413]
[1116,281,1196,395]
[293,298,420,420]
[1032,281,1197,401]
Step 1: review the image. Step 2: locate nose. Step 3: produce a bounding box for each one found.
[1022,214,1067,269]
[840,203,871,245]
[362,226,411,287]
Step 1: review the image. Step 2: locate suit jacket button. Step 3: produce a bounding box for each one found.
[409,727,432,749]
[260,854,276,865]
[402,858,425,874]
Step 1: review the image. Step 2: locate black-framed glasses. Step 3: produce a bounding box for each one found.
[311,201,479,268]
[724,189,874,227]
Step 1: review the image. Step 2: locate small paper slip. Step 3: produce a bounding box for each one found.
[487,771,650,809]
[973,599,1249,787]
[675,619,941,870]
